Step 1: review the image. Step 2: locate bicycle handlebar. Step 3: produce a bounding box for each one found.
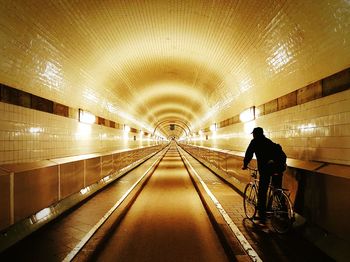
[244,166,258,179]
[244,166,257,172]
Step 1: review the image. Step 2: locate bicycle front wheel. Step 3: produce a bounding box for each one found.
[270,190,294,233]
[243,183,257,219]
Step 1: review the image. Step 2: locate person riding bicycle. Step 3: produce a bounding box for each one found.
[242,127,283,223]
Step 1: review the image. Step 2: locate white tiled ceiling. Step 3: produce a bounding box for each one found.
[0,0,349,137]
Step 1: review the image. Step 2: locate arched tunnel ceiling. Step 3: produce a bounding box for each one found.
[1,1,350,138]
[154,119,191,140]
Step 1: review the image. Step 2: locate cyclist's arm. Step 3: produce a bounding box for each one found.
[243,141,255,169]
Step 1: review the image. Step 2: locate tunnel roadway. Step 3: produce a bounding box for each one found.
[76,145,232,261]
[0,144,238,261]
[0,143,334,261]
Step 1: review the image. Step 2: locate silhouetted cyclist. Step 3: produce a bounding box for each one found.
[242,127,284,223]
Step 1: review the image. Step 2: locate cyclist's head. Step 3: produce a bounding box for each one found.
[251,127,264,138]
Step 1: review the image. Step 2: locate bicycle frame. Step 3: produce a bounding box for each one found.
[243,166,294,233]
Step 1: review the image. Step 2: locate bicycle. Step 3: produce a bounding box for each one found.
[243,167,295,233]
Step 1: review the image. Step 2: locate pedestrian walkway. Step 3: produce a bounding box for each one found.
[0,151,164,261]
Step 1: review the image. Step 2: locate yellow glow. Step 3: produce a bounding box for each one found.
[145,102,198,123]
[1,0,349,140]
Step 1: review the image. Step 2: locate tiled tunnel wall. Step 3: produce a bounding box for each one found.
[189,71,350,166]
[183,70,350,243]
[1,68,349,166]
[0,144,165,232]
[0,98,163,164]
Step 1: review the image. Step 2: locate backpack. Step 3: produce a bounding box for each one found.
[272,143,287,173]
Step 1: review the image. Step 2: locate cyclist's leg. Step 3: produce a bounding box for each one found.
[257,171,269,220]
[271,172,282,189]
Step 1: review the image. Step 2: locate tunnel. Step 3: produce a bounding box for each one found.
[0,1,350,261]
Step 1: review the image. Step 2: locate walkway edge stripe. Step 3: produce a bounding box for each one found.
[181,152,263,262]
[62,150,166,262]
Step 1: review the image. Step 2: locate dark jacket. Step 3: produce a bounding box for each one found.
[243,135,275,171]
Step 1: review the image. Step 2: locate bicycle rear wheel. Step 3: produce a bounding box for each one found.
[270,190,294,233]
[243,183,257,219]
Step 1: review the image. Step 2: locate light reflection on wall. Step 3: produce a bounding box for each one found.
[83,89,100,104]
[244,121,256,135]
[79,109,96,124]
[122,125,130,147]
[239,76,253,93]
[267,44,292,73]
[139,130,143,146]
[29,127,43,134]
[75,122,92,140]
[41,61,63,90]
[193,96,235,131]
[298,123,316,134]
[106,102,153,135]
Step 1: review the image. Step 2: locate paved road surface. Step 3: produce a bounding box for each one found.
[93,146,229,261]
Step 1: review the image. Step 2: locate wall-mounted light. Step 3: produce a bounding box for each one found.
[139,130,144,142]
[124,125,131,133]
[210,123,217,132]
[123,125,130,140]
[239,106,255,122]
[79,109,96,124]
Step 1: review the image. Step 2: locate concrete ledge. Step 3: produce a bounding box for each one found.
[316,164,350,179]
